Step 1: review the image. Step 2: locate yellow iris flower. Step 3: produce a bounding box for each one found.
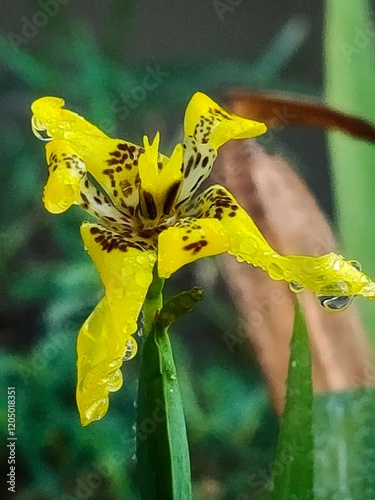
[31,92,375,425]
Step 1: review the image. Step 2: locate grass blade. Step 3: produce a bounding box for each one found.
[268,302,313,499]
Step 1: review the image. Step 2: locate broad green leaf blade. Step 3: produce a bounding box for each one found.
[136,323,192,500]
[325,0,375,333]
[314,388,375,499]
[268,303,313,499]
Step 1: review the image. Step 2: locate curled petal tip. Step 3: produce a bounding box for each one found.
[79,396,109,427]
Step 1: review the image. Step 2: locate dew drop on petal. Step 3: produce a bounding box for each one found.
[268,263,284,280]
[123,340,135,361]
[317,294,353,312]
[236,256,245,263]
[239,238,258,255]
[64,131,76,141]
[289,281,304,294]
[122,264,134,277]
[333,259,344,271]
[136,254,146,265]
[149,254,156,263]
[135,269,151,287]
[57,121,71,130]
[349,260,362,272]
[108,358,121,369]
[106,369,123,392]
[85,397,108,423]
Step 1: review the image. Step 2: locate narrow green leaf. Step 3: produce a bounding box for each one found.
[314,388,375,499]
[268,303,313,499]
[325,0,375,333]
[136,322,192,500]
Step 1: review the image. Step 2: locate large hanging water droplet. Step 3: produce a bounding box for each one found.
[317,294,353,312]
[289,281,304,294]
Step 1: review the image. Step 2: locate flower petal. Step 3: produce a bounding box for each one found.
[158,217,230,278]
[178,185,375,297]
[43,140,85,214]
[184,92,267,148]
[43,140,131,228]
[77,222,156,425]
[32,97,153,209]
[177,92,267,205]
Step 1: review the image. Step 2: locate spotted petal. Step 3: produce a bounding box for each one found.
[161,184,375,299]
[32,97,167,210]
[77,222,156,425]
[158,217,230,278]
[177,93,267,205]
[43,140,132,229]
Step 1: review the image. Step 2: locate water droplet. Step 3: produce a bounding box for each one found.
[63,131,76,140]
[58,121,70,130]
[122,265,134,277]
[108,359,120,369]
[106,369,123,392]
[169,388,175,393]
[333,259,344,271]
[136,254,146,265]
[137,326,144,338]
[239,238,258,255]
[85,397,108,422]
[317,294,353,312]
[132,422,137,433]
[291,361,297,368]
[268,263,284,280]
[31,116,52,141]
[135,269,150,287]
[349,260,362,272]
[289,281,304,294]
[123,340,135,361]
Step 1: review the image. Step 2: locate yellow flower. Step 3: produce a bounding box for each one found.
[31,92,375,425]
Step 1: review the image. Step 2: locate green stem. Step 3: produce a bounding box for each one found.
[136,271,195,500]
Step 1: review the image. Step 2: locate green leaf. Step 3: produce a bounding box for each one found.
[136,322,192,500]
[314,388,375,499]
[325,0,375,333]
[136,281,200,499]
[268,303,313,499]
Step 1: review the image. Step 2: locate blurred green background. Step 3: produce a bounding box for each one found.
[0,1,375,499]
